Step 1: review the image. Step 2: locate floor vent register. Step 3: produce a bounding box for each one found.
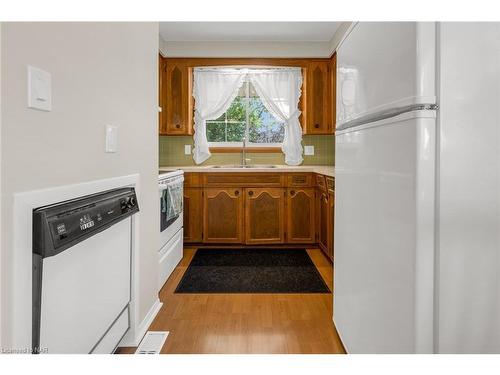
[135,331,169,354]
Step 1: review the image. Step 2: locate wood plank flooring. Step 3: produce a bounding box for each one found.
[117,248,345,354]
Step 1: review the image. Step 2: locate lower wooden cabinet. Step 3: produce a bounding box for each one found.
[183,188,202,243]
[245,188,285,244]
[183,173,333,252]
[286,188,315,243]
[317,190,330,254]
[203,188,244,243]
[327,190,335,260]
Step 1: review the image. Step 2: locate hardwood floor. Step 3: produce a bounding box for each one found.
[117,248,345,354]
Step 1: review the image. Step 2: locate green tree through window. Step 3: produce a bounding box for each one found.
[206,81,285,145]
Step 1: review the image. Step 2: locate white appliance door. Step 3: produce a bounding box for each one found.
[39,218,131,353]
[334,111,436,353]
[437,22,500,353]
[337,22,436,128]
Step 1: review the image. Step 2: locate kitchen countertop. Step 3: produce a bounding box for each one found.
[159,165,335,177]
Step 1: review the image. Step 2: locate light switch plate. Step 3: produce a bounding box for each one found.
[105,125,118,153]
[28,66,52,111]
[184,145,192,155]
[304,145,315,156]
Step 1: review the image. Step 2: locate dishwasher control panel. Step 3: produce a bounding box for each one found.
[33,187,139,258]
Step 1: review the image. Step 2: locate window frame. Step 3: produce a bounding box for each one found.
[206,78,285,149]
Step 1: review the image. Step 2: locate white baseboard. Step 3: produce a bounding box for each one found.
[119,298,163,347]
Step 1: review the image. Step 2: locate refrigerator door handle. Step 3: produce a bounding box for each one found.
[337,103,439,131]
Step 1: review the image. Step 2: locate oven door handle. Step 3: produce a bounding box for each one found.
[158,178,184,191]
[159,177,184,190]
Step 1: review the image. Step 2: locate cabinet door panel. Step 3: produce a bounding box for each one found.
[245,188,285,244]
[317,190,329,254]
[306,61,332,134]
[164,61,192,135]
[328,191,335,260]
[330,53,337,133]
[184,188,202,243]
[159,55,165,134]
[286,188,315,243]
[203,188,243,243]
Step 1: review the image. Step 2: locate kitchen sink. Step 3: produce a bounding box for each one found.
[210,164,278,169]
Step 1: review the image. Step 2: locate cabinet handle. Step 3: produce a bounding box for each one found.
[290,190,296,196]
[175,124,181,129]
[248,190,254,196]
[314,124,320,129]
[234,190,239,196]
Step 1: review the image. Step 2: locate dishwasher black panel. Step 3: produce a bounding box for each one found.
[33,187,139,259]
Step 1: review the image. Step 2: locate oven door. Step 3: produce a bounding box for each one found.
[159,177,184,247]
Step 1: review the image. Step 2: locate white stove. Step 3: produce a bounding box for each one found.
[158,169,184,290]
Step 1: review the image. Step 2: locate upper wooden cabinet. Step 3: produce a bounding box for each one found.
[158,55,165,132]
[245,188,285,244]
[159,57,336,136]
[160,59,193,136]
[330,53,337,133]
[286,188,315,243]
[304,56,336,135]
[203,188,244,243]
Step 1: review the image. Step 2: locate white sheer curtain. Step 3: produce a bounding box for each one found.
[192,69,245,164]
[192,67,303,165]
[250,68,303,165]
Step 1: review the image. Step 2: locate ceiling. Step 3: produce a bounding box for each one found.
[159,22,342,42]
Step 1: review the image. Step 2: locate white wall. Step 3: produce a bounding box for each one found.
[437,22,500,353]
[160,40,333,58]
[159,22,353,58]
[0,22,159,348]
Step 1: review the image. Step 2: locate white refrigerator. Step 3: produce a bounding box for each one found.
[334,22,500,354]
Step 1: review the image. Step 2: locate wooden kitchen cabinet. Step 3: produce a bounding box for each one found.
[158,54,165,133]
[315,175,335,261]
[162,60,193,135]
[203,188,244,243]
[305,60,333,135]
[330,53,337,133]
[245,188,285,244]
[286,188,315,243]
[159,57,336,135]
[317,190,330,254]
[183,188,202,243]
[327,190,335,260]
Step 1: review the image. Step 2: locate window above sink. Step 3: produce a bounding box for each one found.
[206,80,285,149]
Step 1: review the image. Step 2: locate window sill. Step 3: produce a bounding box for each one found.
[209,147,282,153]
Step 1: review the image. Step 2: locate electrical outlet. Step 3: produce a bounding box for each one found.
[184,145,192,155]
[304,145,315,156]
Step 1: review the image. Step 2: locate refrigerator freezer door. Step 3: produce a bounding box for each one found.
[337,22,436,128]
[334,111,436,353]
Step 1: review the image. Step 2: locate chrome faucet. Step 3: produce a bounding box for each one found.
[241,136,250,166]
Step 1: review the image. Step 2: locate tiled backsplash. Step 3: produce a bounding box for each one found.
[159,135,335,166]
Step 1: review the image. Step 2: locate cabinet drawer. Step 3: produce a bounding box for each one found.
[315,174,327,191]
[184,172,201,187]
[326,177,335,193]
[204,173,284,187]
[287,173,313,187]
